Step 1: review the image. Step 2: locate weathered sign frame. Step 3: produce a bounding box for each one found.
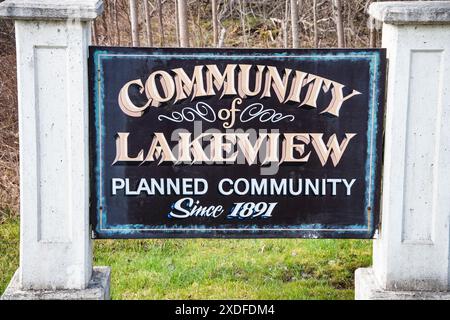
[89,47,386,239]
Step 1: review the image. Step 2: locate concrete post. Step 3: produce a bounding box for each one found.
[0,0,110,299]
[355,1,450,300]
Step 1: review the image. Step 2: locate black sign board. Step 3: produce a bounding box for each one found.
[89,47,385,239]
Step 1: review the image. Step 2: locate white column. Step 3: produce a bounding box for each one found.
[0,0,110,299]
[356,1,450,299]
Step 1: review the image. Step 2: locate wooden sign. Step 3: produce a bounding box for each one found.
[89,47,386,239]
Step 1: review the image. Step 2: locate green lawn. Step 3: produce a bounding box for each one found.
[0,216,371,299]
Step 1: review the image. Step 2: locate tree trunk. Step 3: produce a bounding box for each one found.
[129,0,140,47]
[369,18,376,47]
[212,0,218,47]
[196,2,204,47]
[143,0,153,46]
[218,27,226,48]
[239,0,247,47]
[262,0,267,20]
[157,0,165,46]
[175,0,180,46]
[332,0,345,47]
[313,0,318,47]
[113,0,121,45]
[369,0,377,47]
[102,0,110,44]
[178,0,190,47]
[283,0,289,48]
[92,20,98,45]
[290,0,299,48]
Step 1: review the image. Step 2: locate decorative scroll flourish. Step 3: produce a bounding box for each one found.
[240,103,295,123]
[158,102,217,123]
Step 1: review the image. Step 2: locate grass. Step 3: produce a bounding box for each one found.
[1,215,372,300]
[0,215,19,295]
